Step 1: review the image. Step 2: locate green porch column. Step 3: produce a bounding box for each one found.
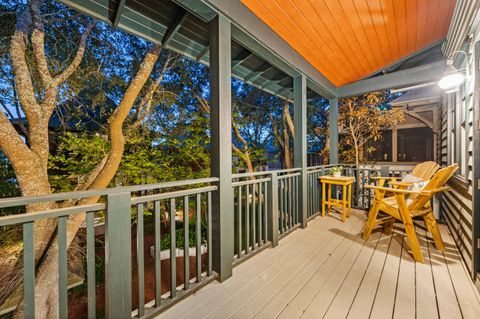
[472,41,480,277]
[294,74,308,228]
[105,192,132,319]
[209,14,234,282]
[329,98,339,164]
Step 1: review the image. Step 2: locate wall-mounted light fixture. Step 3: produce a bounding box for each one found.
[438,50,468,93]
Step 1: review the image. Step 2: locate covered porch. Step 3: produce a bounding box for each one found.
[0,0,480,318]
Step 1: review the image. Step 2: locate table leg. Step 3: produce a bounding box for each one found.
[321,182,326,217]
[342,184,347,222]
[327,184,332,215]
[348,184,352,217]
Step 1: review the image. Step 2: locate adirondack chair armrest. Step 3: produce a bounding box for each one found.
[389,181,414,188]
[370,176,397,180]
[420,186,451,195]
[364,184,421,194]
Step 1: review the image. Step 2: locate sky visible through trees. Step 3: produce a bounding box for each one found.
[0,0,329,196]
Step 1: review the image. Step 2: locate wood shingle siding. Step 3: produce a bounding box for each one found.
[440,66,476,276]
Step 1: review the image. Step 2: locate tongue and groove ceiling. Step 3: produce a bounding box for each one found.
[240,0,456,86]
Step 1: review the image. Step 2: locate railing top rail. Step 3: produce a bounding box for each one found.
[232,171,271,178]
[232,177,271,187]
[275,168,301,174]
[307,164,351,170]
[0,177,219,209]
[0,203,105,227]
[232,167,301,179]
[278,172,301,179]
[131,185,218,205]
[307,168,330,174]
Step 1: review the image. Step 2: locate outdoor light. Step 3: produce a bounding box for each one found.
[438,51,468,93]
[438,63,465,92]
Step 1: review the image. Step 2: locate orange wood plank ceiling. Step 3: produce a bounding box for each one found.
[240,0,456,86]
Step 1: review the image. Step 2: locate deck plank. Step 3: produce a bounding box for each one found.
[162,217,324,319]
[276,214,366,319]
[252,215,368,319]
[323,230,391,319]
[439,225,480,318]
[301,229,383,318]
[155,211,480,319]
[415,224,439,319]
[345,228,391,319]
[182,222,329,318]
[392,228,416,319]
[369,228,403,319]
[205,215,363,319]
[428,225,463,319]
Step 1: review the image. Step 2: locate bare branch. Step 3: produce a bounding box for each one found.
[30,0,53,86]
[270,112,285,148]
[0,100,15,120]
[131,54,173,129]
[194,92,210,113]
[54,22,95,86]
[10,6,42,121]
[232,121,248,150]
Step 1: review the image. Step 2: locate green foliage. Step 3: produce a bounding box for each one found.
[329,166,343,175]
[0,150,19,200]
[48,132,110,192]
[338,92,404,166]
[160,226,206,250]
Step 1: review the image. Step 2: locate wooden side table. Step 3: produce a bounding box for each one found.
[319,176,355,222]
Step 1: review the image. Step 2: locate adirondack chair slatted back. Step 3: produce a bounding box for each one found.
[405,161,439,203]
[409,164,459,210]
[410,161,439,180]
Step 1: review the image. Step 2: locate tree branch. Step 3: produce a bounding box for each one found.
[0,111,32,165]
[10,6,42,122]
[283,101,294,137]
[270,112,285,148]
[53,22,95,86]
[88,45,163,190]
[131,54,173,130]
[30,0,53,86]
[232,120,248,150]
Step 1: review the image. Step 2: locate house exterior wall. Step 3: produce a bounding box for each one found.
[440,46,477,278]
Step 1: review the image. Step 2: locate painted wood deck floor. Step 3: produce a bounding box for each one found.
[156,210,480,319]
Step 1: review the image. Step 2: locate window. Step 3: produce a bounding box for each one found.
[366,130,392,162]
[447,79,472,179]
[397,127,433,162]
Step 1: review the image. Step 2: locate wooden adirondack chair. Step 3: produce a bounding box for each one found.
[410,161,440,180]
[363,164,459,263]
[371,161,439,187]
[367,161,440,234]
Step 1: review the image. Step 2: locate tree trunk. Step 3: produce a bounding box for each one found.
[283,133,292,169]
[354,138,360,168]
[12,45,163,319]
[2,4,163,314]
[283,103,293,169]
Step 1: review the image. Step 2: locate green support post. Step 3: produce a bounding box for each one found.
[267,172,279,247]
[380,165,389,177]
[329,98,339,164]
[105,192,132,319]
[209,14,234,282]
[294,74,308,228]
[472,41,480,277]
